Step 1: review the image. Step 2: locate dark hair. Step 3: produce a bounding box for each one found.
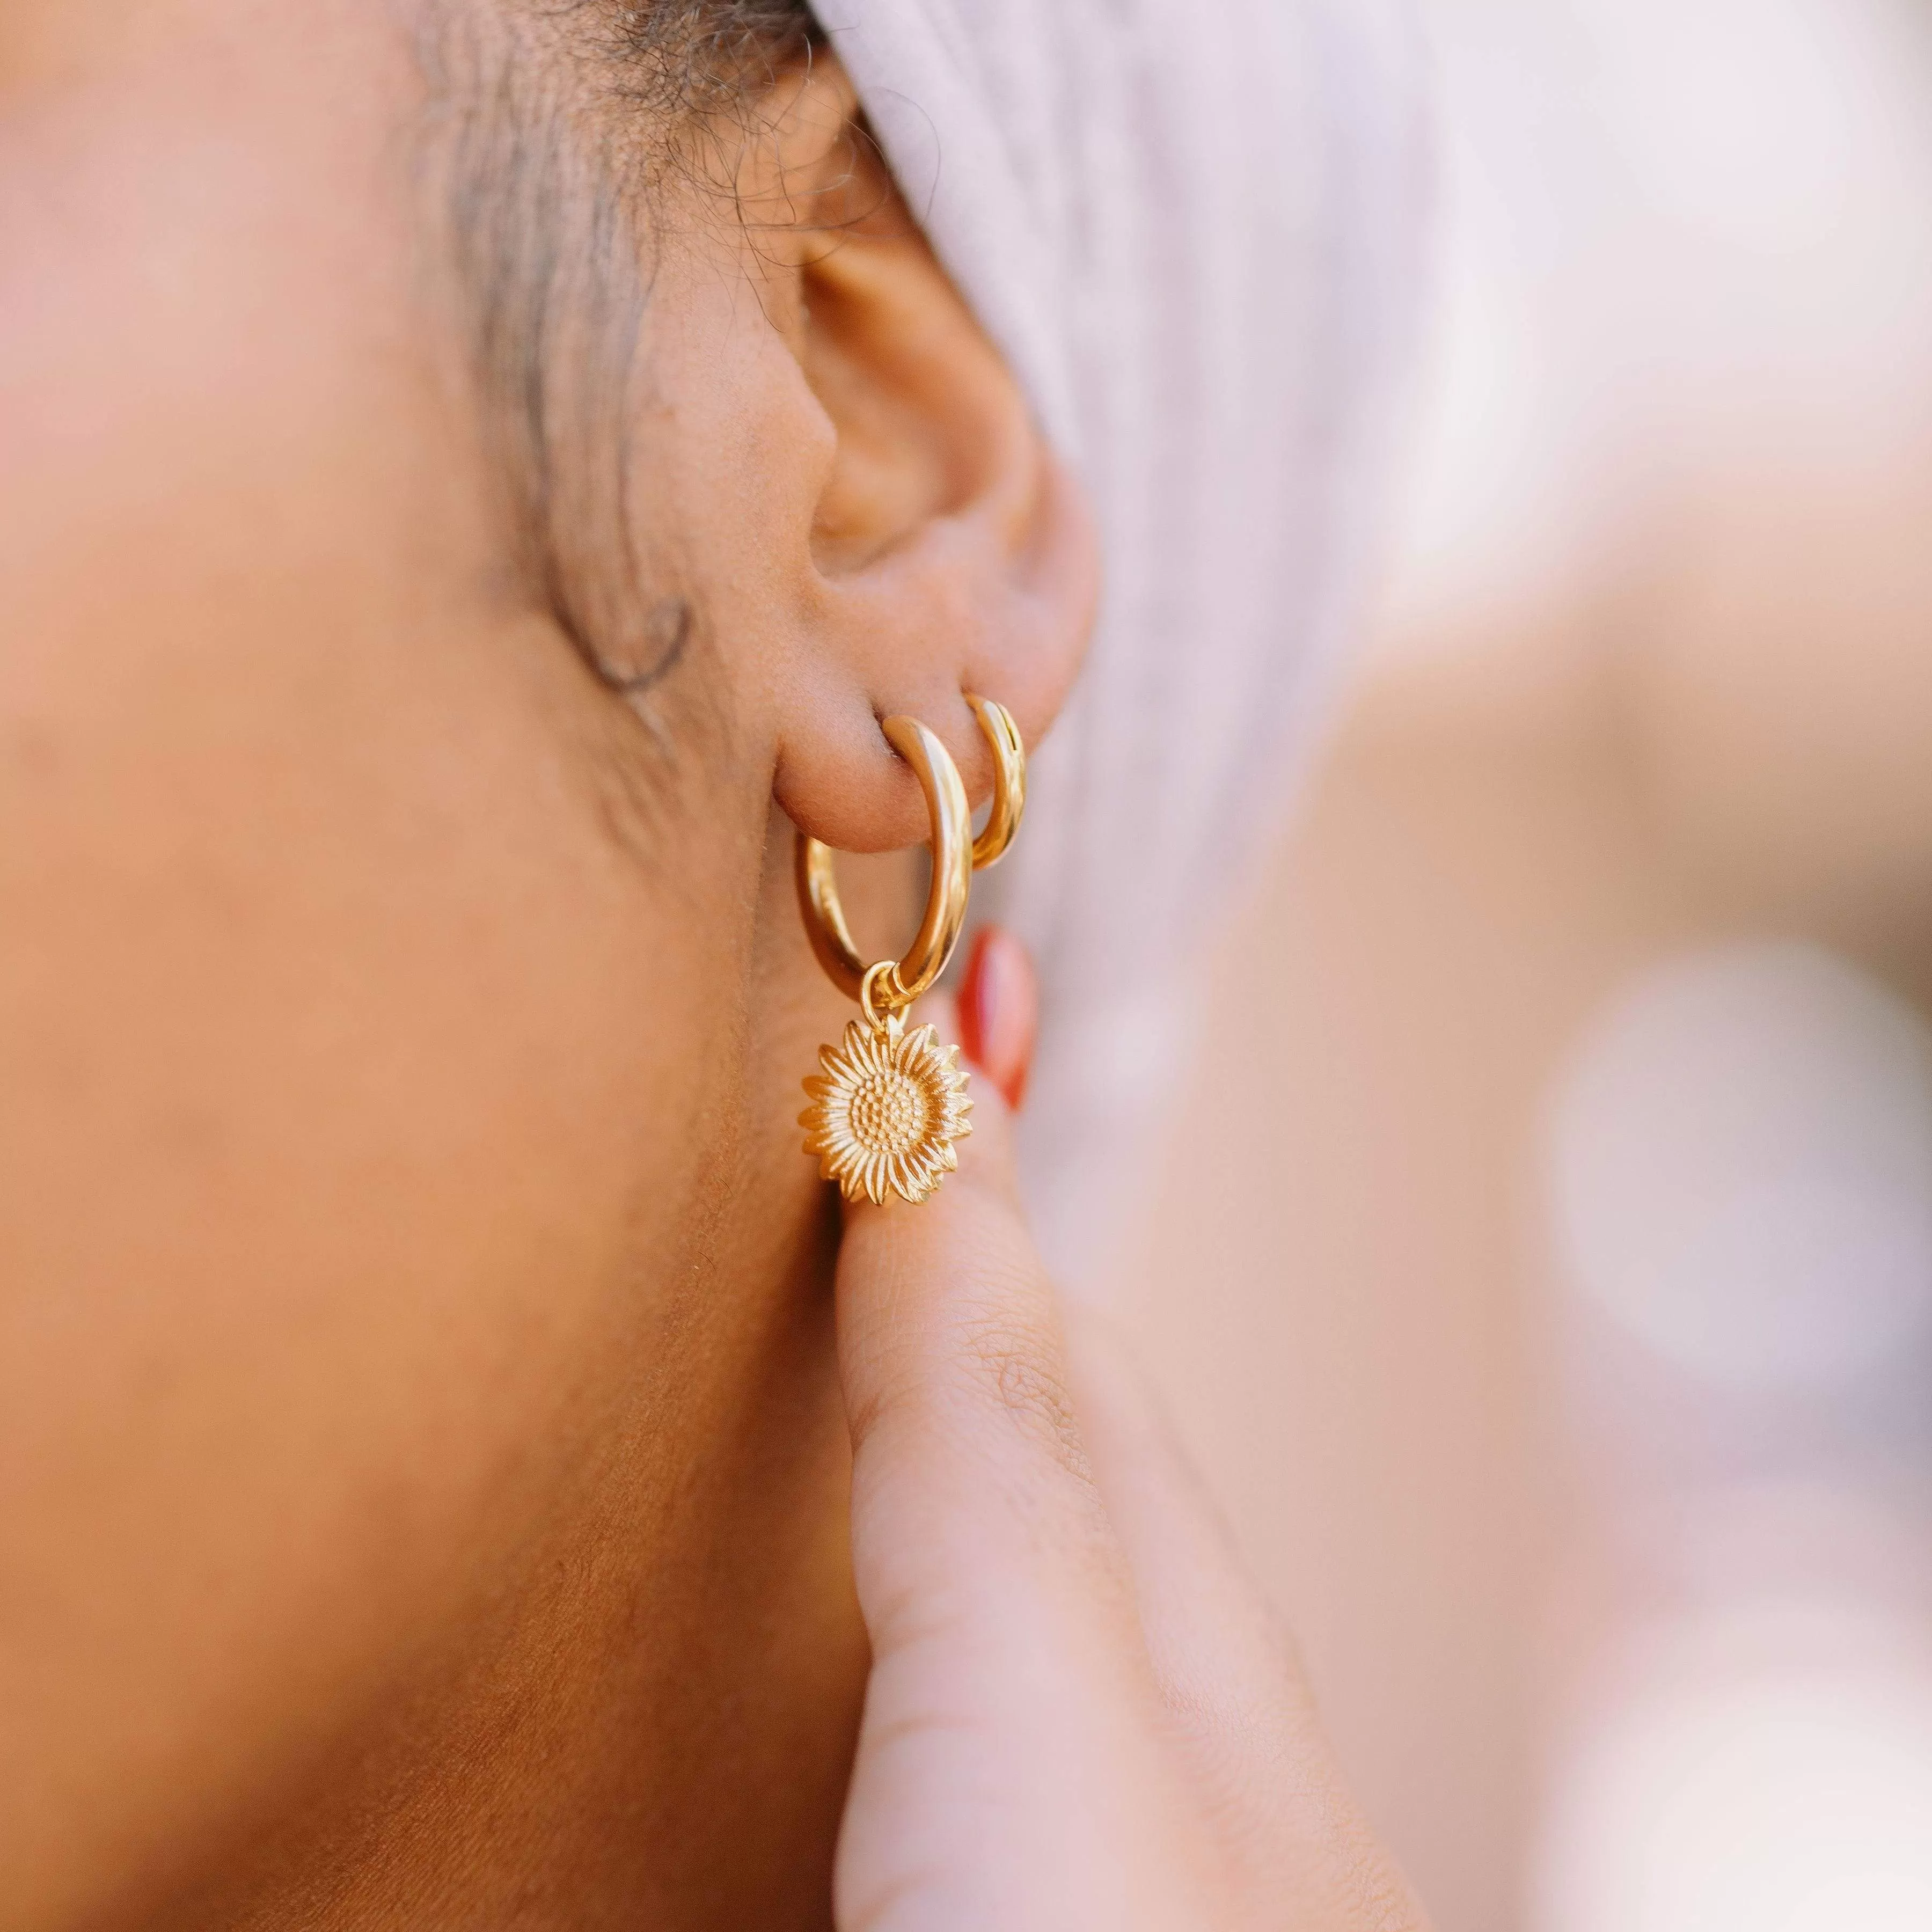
[604,2,819,122]
[419,0,821,756]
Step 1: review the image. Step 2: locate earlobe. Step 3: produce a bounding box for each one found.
[773,437,1093,858]
[757,78,1096,857]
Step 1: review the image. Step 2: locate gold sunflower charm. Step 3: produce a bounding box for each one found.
[800,1009,973,1206]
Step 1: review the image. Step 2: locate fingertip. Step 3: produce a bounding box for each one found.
[958,926,1038,1111]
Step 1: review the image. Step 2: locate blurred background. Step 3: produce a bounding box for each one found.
[1116,1,1932,1927]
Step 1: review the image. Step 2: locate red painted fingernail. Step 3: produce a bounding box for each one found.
[958,926,1038,1111]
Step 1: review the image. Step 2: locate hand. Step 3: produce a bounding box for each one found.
[830,930,1431,1931]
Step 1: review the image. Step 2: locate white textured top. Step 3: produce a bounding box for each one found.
[819,0,1430,1282]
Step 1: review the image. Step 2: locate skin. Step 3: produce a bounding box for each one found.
[0,3,1422,1926]
[843,959,1430,1932]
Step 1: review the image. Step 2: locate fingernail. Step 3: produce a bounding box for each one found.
[958,926,1038,1111]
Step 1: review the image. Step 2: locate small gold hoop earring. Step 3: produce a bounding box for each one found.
[795,696,1027,1206]
[964,693,1026,869]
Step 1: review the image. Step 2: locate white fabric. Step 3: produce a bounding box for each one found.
[820,0,1430,1283]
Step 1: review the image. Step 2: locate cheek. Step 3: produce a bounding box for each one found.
[1,513,753,1882]
[0,33,762,1897]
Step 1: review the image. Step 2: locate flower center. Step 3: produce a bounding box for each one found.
[848,1069,928,1154]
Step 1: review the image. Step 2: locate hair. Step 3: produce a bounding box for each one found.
[600,2,819,122]
[416,0,821,756]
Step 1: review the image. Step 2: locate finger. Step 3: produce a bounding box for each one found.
[833,978,1212,1929]
[836,984,1121,1646]
[957,926,1037,1109]
[837,983,1111,1651]
[1068,1314,1432,1930]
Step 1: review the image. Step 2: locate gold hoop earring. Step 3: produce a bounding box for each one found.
[796,697,1027,1205]
[964,693,1026,869]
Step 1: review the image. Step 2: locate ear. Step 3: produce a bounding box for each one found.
[751,61,1098,854]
